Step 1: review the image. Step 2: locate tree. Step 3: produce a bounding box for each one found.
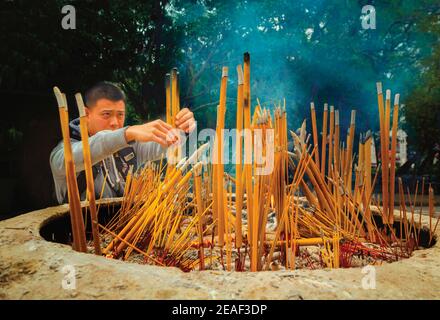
[0,0,182,120]
[165,0,440,135]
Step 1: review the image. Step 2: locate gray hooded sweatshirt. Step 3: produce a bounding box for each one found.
[50,118,166,204]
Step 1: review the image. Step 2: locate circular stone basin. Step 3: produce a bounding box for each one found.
[1,198,440,299]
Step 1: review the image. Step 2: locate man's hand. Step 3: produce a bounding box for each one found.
[125,120,178,147]
[175,108,196,133]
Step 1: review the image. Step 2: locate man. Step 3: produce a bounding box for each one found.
[50,81,195,204]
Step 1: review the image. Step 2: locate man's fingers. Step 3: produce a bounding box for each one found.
[160,120,173,130]
[153,119,173,131]
[150,124,175,146]
[142,117,191,146]
[153,128,168,141]
[175,108,190,121]
[167,131,182,146]
[187,121,197,133]
[154,120,173,132]
[151,135,169,148]
[151,129,169,146]
[165,130,181,144]
[154,121,172,135]
[153,121,180,143]
[178,118,196,133]
[175,111,194,127]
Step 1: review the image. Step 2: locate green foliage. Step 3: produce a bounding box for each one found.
[403,2,440,168]
[167,0,440,135]
[0,0,182,119]
[403,46,440,176]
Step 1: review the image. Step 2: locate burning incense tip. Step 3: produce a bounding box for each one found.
[376,82,383,94]
[310,102,315,110]
[335,110,340,125]
[351,110,356,125]
[170,69,178,82]
[330,105,334,112]
[222,67,229,78]
[394,94,400,106]
[244,52,250,62]
[386,89,391,100]
[324,103,328,111]
[75,93,86,117]
[236,65,244,85]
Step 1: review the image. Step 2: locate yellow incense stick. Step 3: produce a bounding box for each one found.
[235,64,244,248]
[321,103,328,178]
[389,94,399,225]
[310,102,320,168]
[75,93,101,255]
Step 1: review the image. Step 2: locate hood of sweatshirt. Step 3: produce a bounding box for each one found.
[69,118,82,141]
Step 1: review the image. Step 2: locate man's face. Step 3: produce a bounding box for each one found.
[86,99,125,136]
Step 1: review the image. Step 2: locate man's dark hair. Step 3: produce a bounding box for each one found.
[85,81,126,107]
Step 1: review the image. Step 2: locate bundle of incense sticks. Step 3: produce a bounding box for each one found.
[102,144,208,263]
[376,83,401,225]
[166,68,181,127]
[165,68,182,168]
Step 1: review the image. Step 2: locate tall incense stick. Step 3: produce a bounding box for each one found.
[328,105,335,185]
[75,93,101,255]
[216,67,228,246]
[321,103,328,178]
[235,64,244,249]
[310,102,320,168]
[389,94,399,224]
[377,82,389,224]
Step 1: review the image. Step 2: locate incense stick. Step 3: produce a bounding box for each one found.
[310,102,320,168]
[389,94,399,225]
[75,93,101,255]
[321,103,328,178]
[235,64,244,249]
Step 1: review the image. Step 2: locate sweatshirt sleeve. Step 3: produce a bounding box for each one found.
[50,127,130,178]
[133,141,168,165]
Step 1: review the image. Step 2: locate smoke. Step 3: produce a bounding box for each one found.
[166,0,436,158]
